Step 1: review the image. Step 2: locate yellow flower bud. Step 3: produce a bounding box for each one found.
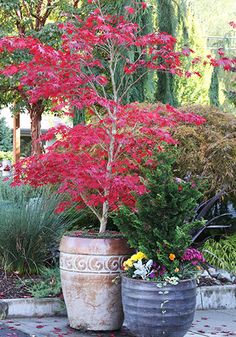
[169,253,176,261]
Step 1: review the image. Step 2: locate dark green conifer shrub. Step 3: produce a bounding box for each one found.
[113,152,203,269]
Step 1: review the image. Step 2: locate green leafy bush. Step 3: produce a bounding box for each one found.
[174,105,236,196]
[27,267,61,298]
[0,179,76,274]
[202,234,236,273]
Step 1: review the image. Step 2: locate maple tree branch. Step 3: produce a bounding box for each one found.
[120,70,149,101]
[73,0,79,8]
[91,104,103,121]
[21,0,30,17]
[14,4,26,36]
[36,0,44,18]
[41,0,53,26]
[117,50,145,96]
[80,193,102,223]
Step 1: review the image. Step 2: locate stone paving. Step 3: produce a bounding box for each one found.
[0,310,235,337]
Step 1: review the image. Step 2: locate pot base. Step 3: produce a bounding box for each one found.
[122,276,197,337]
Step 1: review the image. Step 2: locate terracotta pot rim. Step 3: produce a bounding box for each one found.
[122,274,196,284]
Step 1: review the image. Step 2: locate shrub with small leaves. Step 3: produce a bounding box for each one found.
[27,267,62,298]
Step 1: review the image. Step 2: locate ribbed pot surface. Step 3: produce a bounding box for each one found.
[59,235,133,331]
[122,276,196,337]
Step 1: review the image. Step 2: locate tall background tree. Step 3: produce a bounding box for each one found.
[156,0,179,106]
[209,67,220,107]
[190,0,236,111]
[0,0,80,154]
[155,0,211,106]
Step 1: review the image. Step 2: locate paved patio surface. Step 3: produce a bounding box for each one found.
[0,310,235,337]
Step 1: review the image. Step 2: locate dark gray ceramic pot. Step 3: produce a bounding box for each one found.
[122,276,196,337]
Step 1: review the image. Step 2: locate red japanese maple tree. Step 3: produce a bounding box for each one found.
[1,1,207,232]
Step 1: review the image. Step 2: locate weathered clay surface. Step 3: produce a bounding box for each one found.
[60,236,133,331]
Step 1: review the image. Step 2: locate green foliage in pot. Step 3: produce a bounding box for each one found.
[0,179,76,274]
[114,151,205,282]
[202,234,236,273]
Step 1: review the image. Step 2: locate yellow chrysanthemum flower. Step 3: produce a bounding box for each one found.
[130,254,138,261]
[123,258,133,268]
[136,251,147,260]
[130,251,147,262]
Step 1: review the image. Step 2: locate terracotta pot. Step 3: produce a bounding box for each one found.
[59,235,133,331]
[122,275,197,337]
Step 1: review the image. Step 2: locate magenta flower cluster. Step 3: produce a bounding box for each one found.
[182,248,205,265]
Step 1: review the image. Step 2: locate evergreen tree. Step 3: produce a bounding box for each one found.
[174,6,211,106]
[155,0,210,106]
[0,117,12,152]
[156,0,178,106]
[209,67,220,107]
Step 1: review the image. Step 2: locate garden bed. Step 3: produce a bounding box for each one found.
[0,269,34,299]
[0,268,61,300]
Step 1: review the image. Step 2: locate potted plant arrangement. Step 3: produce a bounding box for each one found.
[2,1,205,332]
[114,152,206,337]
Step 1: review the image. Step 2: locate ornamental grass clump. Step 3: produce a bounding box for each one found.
[114,152,206,284]
[0,179,76,274]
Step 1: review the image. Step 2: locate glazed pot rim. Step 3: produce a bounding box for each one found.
[121,274,196,284]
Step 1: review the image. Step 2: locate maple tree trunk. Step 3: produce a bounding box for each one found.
[99,54,118,233]
[100,200,109,233]
[99,117,116,233]
[30,102,44,155]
